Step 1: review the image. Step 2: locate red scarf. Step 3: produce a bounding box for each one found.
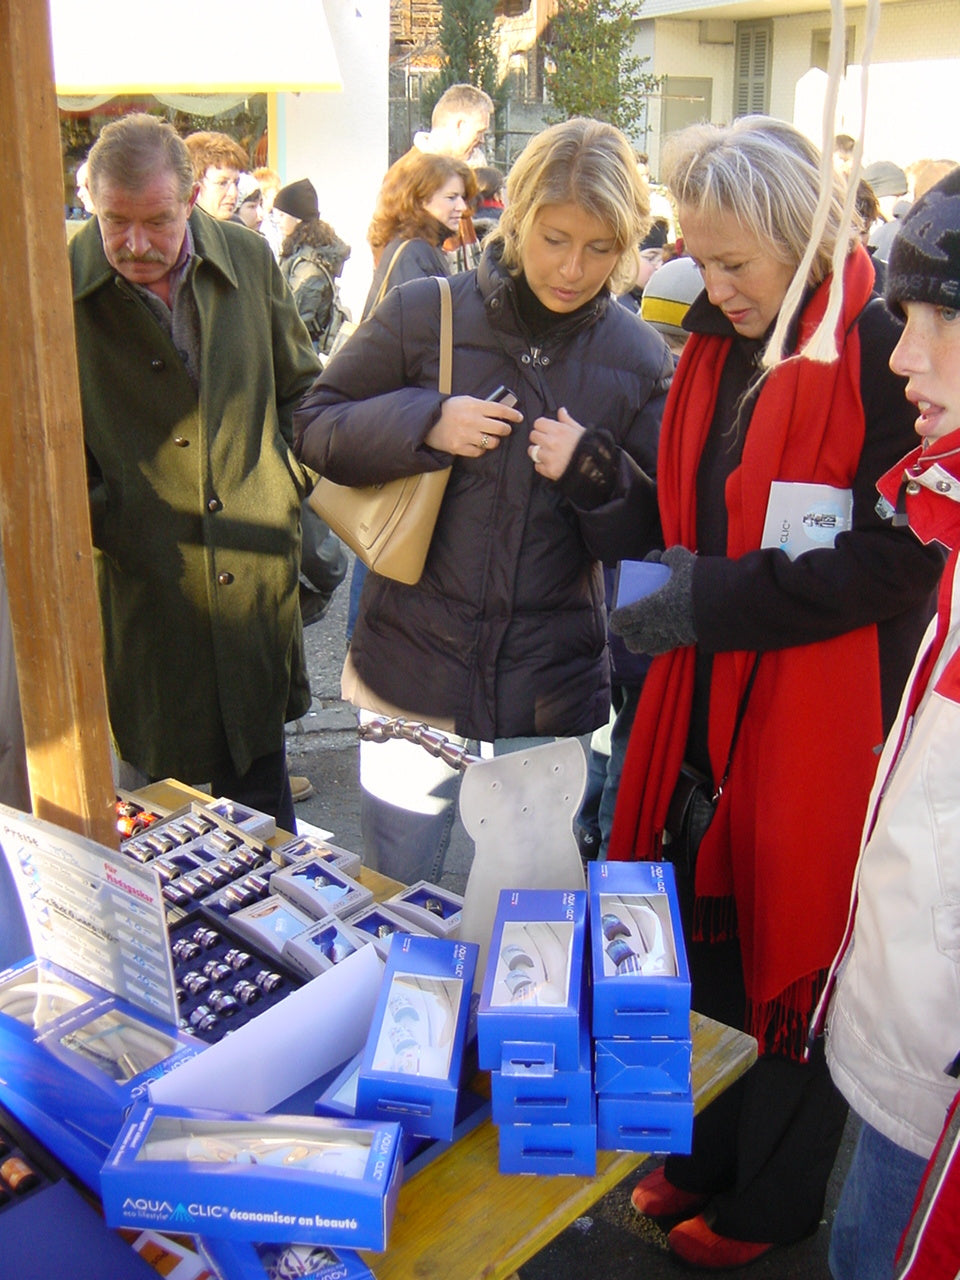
[609,247,883,1057]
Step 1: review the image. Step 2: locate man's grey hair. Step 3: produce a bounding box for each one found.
[86,113,195,205]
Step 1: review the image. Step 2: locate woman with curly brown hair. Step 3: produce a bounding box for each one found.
[362,151,477,318]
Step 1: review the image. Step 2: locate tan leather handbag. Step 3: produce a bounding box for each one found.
[307,275,452,586]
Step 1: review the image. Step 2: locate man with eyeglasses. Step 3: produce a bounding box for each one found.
[185,130,247,220]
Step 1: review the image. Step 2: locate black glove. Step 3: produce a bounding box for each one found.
[556,428,619,509]
[609,546,697,655]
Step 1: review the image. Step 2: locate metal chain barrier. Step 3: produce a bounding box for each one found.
[357,716,481,772]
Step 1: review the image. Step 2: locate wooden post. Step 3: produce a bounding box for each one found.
[0,0,117,846]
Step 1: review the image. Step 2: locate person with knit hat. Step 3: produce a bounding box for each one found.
[272,178,351,355]
[274,177,320,224]
[270,177,351,637]
[617,219,669,312]
[639,253,703,354]
[815,167,960,1280]
[231,174,262,231]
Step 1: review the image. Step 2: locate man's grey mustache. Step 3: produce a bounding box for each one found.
[115,249,167,264]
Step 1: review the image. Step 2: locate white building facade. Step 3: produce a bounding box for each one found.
[632,0,959,178]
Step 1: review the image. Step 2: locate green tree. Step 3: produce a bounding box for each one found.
[424,0,500,117]
[546,0,660,140]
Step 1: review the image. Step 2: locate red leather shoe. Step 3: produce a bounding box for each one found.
[630,1166,709,1219]
[668,1214,773,1269]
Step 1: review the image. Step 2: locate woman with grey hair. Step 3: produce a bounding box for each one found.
[603,115,943,1268]
[295,117,673,885]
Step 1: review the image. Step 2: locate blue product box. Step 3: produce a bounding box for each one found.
[315,1053,365,1120]
[207,798,276,842]
[0,959,202,1162]
[491,1060,593,1127]
[344,902,430,960]
[497,1107,597,1177]
[282,914,372,981]
[491,1016,593,1126]
[271,858,373,922]
[312,1053,443,1167]
[356,934,478,1141]
[200,1238,375,1280]
[42,995,203,1151]
[384,880,463,939]
[588,862,691,1041]
[477,889,587,1072]
[0,1080,107,1190]
[594,1036,692,1096]
[596,1088,694,1155]
[0,1176,159,1279]
[101,1101,404,1251]
[271,836,362,879]
[228,894,316,960]
[0,956,102,1032]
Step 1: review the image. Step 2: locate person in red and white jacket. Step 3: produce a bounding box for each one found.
[815,167,960,1280]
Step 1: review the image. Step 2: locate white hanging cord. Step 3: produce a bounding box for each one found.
[764,0,882,368]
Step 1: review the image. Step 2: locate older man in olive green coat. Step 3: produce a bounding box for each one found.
[69,114,320,827]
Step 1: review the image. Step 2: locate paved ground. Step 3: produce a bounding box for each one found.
[287,560,851,1280]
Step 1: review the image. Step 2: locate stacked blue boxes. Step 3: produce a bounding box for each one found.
[588,861,694,1154]
[477,890,596,1175]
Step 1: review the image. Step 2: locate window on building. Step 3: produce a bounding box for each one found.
[733,22,772,118]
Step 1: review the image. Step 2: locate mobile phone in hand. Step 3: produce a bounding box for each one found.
[486,385,519,408]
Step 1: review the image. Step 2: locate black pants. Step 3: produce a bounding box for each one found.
[663,907,848,1243]
[209,746,296,835]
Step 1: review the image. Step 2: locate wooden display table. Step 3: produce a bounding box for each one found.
[134,781,757,1280]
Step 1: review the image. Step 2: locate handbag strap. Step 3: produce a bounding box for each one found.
[713,654,760,801]
[373,240,411,310]
[437,275,452,395]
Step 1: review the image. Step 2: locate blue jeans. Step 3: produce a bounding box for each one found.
[346,560,368,644]
[359,724,573,885]
[829,1120,927,1280]
[597,684,641,860]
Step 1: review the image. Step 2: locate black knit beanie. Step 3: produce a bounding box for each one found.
[641,221,668,251]
[273,178,319,222]
[886,167,960,319]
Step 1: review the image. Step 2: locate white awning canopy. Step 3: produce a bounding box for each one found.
[50,0,342,94]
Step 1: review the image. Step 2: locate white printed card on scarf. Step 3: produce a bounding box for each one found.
[761,481,853,560]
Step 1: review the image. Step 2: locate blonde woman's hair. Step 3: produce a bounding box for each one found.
[663,116,849,287]
[489,118,650,296]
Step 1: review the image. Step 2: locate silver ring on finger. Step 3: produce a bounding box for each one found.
[480,433,491,450]
[530,444,542,465]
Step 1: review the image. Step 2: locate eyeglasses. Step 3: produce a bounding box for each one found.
[202,175,239,192]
